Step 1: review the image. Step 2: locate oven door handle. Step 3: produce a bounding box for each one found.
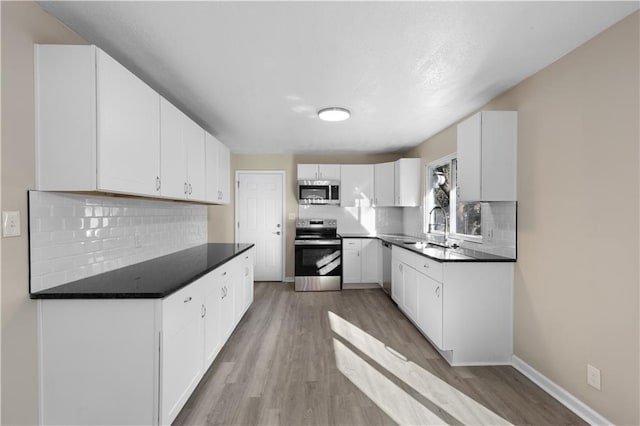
[294,239,342,245]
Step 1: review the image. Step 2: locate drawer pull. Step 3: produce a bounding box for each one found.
[423,264,429,269]
[184,296,192,303]
[435,286,440,297]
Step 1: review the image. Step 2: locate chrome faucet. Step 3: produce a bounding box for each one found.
[428,206,448,246]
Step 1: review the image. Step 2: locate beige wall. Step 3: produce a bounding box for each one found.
[207,153,401,277]
[407,12,639,424]
[1,2,87,424]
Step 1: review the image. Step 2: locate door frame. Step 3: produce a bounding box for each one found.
[234,170,286,282]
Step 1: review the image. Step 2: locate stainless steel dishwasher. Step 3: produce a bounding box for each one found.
[382,241,392,296]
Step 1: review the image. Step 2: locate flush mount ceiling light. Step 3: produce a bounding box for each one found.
[318,107,350,122]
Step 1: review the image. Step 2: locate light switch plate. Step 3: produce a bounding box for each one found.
[2,211,21,237]
[587,364,601,390]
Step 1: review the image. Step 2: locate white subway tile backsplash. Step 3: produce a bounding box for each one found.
[29,191,207,292]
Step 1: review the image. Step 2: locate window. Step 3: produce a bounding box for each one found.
[425,156,481,240]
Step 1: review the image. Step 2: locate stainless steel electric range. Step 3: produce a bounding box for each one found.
[294,218,342,291]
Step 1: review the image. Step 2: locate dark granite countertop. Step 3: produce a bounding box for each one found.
[30,243,254,300]
[340,233,515,263]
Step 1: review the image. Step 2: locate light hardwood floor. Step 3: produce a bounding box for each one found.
[174,282,586,426]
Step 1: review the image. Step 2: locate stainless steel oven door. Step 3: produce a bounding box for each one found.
[294,239,341,291]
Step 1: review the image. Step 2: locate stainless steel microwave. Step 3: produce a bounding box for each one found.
[298,180,340,205]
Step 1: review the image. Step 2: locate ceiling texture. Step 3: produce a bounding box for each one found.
[38,1,638,154]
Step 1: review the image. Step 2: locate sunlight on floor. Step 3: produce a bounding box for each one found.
[329,311,512,426]
[333,338,447,425]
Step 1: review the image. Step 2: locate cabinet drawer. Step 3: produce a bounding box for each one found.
[343,239,362,249]
[413,254,443,282]
[403,250,443,282]
[162,281,203,337]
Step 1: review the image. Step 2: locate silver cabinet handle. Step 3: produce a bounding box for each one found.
[188,183,192,195]
[436,286,440,297]
[184,296,192,303]
[423,263,429,269]
[223,271,227,276]
[273,231,281,235]
[184,182,188,194]
[155,176,161,191]
[201,304,206,318]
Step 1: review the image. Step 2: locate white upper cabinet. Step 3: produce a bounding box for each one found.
[160,98,205,201]
[216,137,231,204]
[204,132,230,205]
[340,164,374,207]
[297,164,340,180]
[374,162,395,206]
[160,99,188,199]
[36,44,161,197]
[96,49,161,197]
[457,111,517,202]
[394,158,420,206]
[184,117,206,201]
[35,44,227,205]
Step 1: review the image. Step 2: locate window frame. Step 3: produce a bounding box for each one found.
[425,155,483,243]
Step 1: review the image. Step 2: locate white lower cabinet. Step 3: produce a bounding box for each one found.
[342,238,379,284]
[161,281,205,423]
[416,272,443,349]
[391,259,404,305]
[391,246,512,365]
[38,248,255,426]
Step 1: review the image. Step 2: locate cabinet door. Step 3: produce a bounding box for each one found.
[35,44,97,191]
[242,249,254,309]
[340,164,374,207]
[394,158,420,207]
[202,272,222,369]
[297,164,318,180]
[391,259,404,305]
[160,98,188,199]
[456,112,482,202]
[360,239,379,283]
[96,49,160,197]
[417,272,443,349]
[480,112,517,201]
[204,132,219,203]
[184,117,205,201]
[219,266,235,341]
[216,139,231,204]
[161,281,204,425]
[374,162,395,206]
[403,265,419,320]
[318,164,340,180]
[342,247,361,284]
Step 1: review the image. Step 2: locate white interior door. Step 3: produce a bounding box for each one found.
[236,172,284,281]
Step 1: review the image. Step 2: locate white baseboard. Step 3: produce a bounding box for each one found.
[511,355,612,426]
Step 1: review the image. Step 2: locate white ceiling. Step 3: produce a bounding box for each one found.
[38,1,638,154]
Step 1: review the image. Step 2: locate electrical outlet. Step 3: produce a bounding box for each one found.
[587,364,601,390]
[2,211,21,237]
